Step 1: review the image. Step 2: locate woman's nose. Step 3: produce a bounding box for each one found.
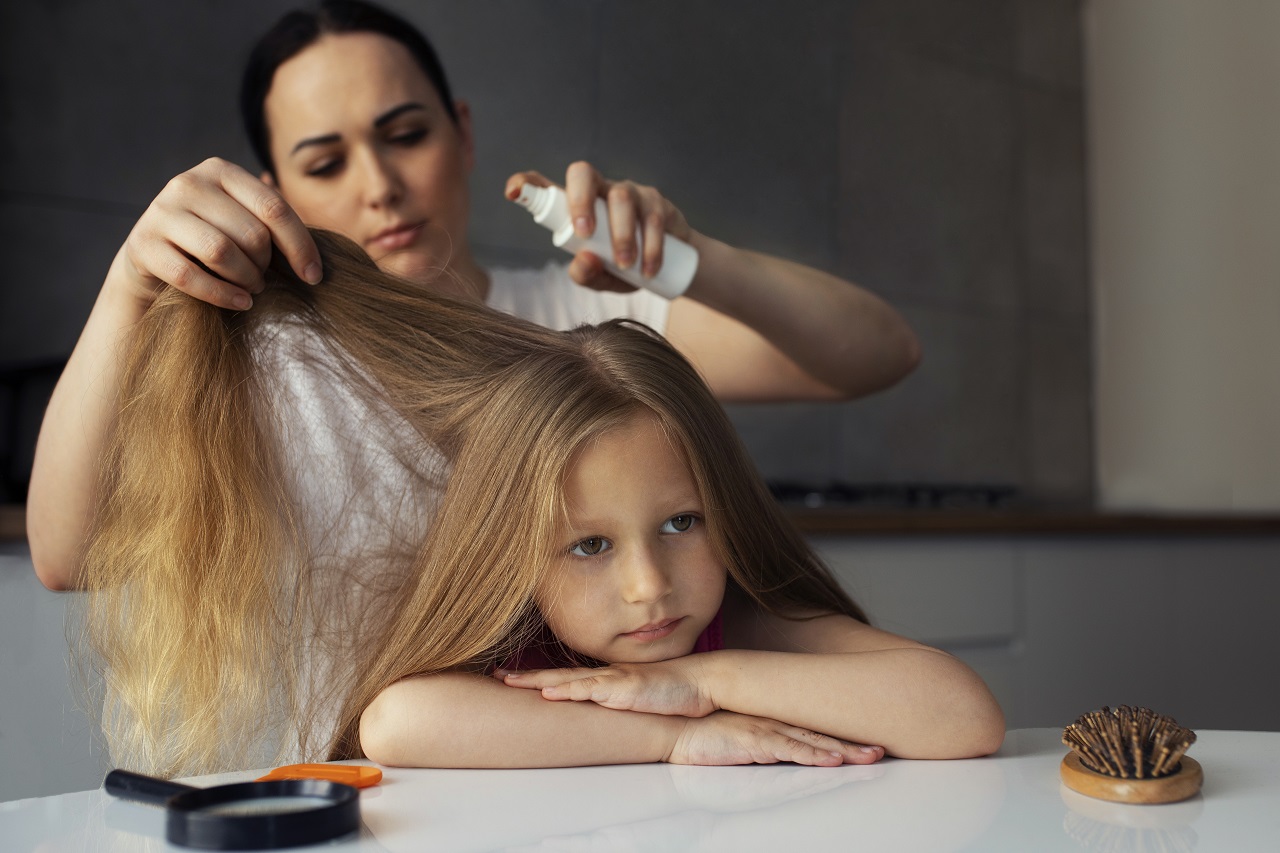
[357,147,403,209]
[620,548,673,604]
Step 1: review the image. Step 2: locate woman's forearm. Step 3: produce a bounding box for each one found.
[360,672,685,768]
[27,249,147,590]
[667,235,921,402]
[701,648,1004,760]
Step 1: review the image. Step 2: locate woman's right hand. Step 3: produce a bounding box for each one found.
[114,157,322,312]
[666,711,884,767]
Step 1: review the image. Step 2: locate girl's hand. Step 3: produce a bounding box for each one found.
[117,157,321,312]
[499,657,714,717]
[504,162,695,292]
[668,711,885,767]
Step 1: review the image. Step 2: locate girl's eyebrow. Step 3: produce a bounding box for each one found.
[289,102,428,156]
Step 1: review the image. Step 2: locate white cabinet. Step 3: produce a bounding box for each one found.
[812,534,1280,733]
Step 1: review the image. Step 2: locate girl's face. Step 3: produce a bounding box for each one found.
[536,413,727,664]
[264,32,475,285]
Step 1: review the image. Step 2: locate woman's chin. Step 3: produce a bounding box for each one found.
[376,250,481,301]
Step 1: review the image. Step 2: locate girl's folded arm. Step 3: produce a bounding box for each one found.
[706,610,1005,760]
[359,671,687,768]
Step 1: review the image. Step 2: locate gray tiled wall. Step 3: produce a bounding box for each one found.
[0,0,1091,504]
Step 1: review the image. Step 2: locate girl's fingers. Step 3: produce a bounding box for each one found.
[503,667,596,688]
[843,745,886,765]
[777,726,882,766]
[541,679,597,701]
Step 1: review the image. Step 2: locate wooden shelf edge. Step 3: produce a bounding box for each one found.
[788,508,1280,536]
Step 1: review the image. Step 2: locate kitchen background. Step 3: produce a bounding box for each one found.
[3,0,1278,803]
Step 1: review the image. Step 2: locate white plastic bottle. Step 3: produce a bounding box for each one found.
[513,183,699,299]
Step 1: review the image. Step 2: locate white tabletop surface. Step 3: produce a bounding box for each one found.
[3,728,1278,852]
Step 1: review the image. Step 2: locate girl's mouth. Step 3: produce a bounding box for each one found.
[620,617,683,642]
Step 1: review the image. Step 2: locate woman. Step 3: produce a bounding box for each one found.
[29,0,919,592]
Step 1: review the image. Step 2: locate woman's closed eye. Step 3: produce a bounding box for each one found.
[569,536,611,557]
[386,126,428,147]
[305,157,343,178]
[661,514,699,534]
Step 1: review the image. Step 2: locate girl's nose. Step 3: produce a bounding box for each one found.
[620,548,673,604]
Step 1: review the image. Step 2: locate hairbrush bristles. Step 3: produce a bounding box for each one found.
[1062,706,1196,779]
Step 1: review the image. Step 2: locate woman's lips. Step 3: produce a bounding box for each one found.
[368,222,425,252]
[621,617,684,642]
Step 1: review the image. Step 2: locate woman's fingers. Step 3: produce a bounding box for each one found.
[605,182,640,271]
[148,234,260,311]
[212,159,320,284]
[564,160,605,238]
[161,210,269,297]
[126,159,320,310]
[504,170,553,200]
[635,186,669,278]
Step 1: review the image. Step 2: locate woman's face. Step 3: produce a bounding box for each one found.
[264,32,474,284]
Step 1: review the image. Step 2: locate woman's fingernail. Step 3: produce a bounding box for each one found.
[232,293,252,311]
[303,263,322,284]
[616,250,634,268]
[574,217,592,237]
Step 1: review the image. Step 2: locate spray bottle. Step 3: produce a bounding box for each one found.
[513,183,698,299]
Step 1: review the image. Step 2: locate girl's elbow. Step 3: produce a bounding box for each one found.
[951,689,1006,758]
[29,547,75,592]
[358,695,398,766]
[359,690,428,767]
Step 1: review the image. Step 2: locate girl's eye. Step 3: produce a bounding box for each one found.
[662,514,697,534]
[570,537,610,557]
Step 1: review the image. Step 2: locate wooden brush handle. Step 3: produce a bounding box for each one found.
[1060,752,1203,804]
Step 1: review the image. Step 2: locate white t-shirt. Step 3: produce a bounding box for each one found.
[257,262,671,760]
[485,261,670,334]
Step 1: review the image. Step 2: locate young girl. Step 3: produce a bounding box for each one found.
[340,312,1003,768]
[79,231,998,777]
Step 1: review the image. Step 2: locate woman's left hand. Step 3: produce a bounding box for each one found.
[505,162,696,293]
[498,657,716,717]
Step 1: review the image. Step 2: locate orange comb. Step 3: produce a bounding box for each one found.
[256,764,383,788]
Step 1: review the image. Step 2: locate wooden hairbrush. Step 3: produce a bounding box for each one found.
[1060,705,1203,804]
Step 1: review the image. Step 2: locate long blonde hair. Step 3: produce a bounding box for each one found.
[77,231,864,775]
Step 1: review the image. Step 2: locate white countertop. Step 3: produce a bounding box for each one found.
[3,728,1278,852]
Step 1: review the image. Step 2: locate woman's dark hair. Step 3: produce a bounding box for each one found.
[240,0,458,175]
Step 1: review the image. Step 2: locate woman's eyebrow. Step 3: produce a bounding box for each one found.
[289,102,428,156]
[373,101,427,127]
